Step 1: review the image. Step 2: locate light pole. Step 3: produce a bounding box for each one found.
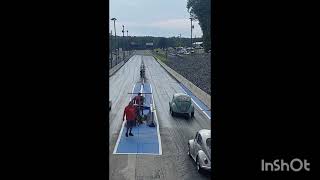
[122,25,125,61]
[190,17,194,48]
[111,18,117,63]
[126,30,129,51]
[110,30,113,67]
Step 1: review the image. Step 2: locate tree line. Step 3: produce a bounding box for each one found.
[109,35,203,51]
[187,0,211,52]
[106,0,211,52]
[109,34,202,50]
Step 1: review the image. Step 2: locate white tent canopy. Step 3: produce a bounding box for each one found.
[193,42,203,45]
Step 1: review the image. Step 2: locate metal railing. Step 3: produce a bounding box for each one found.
[109,50,135,69]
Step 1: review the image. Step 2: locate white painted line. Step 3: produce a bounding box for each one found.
[191,98,203,111]
[180,87,211,120]
[113,83,136,154]
[130,85,135,101]
[200,107,211,120]
[112,119,126,154]
[151,84,162,155]
[140,84,143,94]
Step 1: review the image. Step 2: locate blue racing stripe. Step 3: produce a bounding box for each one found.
[179,83,212,119]
[131,83,142,99]
[143,83,151,93]
[115,82,160,154]
[115,122,160,154]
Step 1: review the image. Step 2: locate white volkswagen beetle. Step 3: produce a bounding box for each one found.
[188,129,211,173]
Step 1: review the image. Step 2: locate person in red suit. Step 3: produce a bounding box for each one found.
[132,92,145,115]
[122,101,137,137]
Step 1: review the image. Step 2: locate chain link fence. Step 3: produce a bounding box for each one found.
[109,50,135,69]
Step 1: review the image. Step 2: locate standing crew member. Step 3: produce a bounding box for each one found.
[122,101,137,137]
[132,92,145,115]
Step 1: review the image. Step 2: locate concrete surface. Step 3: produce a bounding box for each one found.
[109,51,135,76]
[109,50,211,179]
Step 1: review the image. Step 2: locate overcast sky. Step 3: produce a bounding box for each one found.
[109,0,203,38]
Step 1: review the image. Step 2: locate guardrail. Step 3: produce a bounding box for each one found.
[152,51,211,109]
[109,50,135,69]
[109,50,135,77]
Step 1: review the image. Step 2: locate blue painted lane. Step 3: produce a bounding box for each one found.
[131,83,142,99]
[136,124,159,153]
[115,123,159,154]
[114,82,161,155]
[179,83,211,119]
[142,83,152,107]
[143,82,151,93]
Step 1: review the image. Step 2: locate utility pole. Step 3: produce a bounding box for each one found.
[190,17,194,48]
[111,18,117,63]
[126,30,129,52]
[194,35,196,49]
[110,30,113,67]
[122,25,125,61]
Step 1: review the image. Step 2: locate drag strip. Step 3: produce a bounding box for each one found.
[109,50,210,179]
[113,82,162,155]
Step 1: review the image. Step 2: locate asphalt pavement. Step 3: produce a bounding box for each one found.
[109,50,211,180]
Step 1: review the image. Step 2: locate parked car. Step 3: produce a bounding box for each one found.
[169,93,194,119]
[188,129,211,173]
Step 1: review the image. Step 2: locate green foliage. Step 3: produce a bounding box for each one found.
[187,0,211,52]
[152,48,166,60]
[157,37,167,49]
[109,35,203,50]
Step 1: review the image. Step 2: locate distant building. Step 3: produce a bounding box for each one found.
[146,42,153,46]
[129,42,139,49]
[193,42,203,49]
[146,42,154,49]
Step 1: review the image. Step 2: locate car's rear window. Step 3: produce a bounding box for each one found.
[206,138,211,149]
[176,96,191,102]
